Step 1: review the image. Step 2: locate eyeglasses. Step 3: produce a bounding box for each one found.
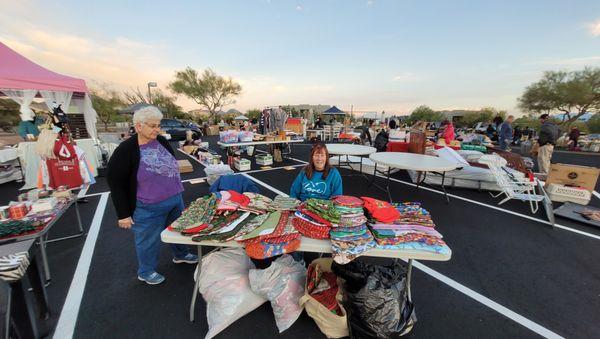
[143,122,162,129]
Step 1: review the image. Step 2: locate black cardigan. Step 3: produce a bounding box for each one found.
[107,135,175,220]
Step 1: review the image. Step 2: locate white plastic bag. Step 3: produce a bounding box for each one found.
[204,164,234,185]
[248,254,307,333]
[198,248,267,339]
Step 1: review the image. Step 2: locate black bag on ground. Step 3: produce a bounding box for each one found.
[332,260,417,338]
[373,130,389,152]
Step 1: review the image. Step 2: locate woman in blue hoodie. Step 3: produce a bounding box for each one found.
[290,142,343,201]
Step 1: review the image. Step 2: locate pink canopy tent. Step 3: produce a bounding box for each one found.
[0,41,97,140]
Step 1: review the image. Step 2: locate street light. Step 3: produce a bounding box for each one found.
[147,82,157,104]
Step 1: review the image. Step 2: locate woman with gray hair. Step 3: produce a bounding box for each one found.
[107,106,197,285]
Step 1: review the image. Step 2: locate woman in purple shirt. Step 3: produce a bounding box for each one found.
[107,106,197,285]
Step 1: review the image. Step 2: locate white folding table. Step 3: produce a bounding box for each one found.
[161,228,451,322]
[369,152,458,203]
[325,144,376,179]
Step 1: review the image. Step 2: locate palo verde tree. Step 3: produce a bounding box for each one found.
[168,68,242,124]
[518,67,600,124]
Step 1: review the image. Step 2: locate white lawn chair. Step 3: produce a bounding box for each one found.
[479,154,545,213]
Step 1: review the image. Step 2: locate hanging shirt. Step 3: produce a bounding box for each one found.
[290,168,343,201]
[136,139,183,204]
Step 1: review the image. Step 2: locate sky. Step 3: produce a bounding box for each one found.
[1,0,599,115]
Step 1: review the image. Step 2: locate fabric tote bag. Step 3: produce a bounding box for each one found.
[298,258,349,338]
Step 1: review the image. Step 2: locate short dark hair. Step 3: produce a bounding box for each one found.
[540,114,549,120]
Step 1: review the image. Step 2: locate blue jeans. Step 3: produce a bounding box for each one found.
[132,193,189,276]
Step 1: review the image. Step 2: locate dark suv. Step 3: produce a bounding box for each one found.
[160,119,202,140]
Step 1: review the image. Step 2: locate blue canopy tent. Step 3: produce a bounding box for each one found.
[322,106,345,115]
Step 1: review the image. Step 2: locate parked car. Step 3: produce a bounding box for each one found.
[160,118,202,140]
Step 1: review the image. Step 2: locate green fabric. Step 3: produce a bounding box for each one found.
[235,211,281,241]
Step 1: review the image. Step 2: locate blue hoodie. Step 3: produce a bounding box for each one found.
[290,167,343,201]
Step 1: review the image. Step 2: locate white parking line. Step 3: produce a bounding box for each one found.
[243,172,565,339]
[53,193,109,339]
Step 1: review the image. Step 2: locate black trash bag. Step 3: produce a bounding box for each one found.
[332,260,417,338]
[373,130,389,152]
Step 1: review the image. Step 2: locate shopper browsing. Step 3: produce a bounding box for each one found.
[537,114,560,174]
[107,106,197,285]
[290,142,343,201]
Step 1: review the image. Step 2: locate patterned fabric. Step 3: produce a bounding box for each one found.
[241,211,291,244]
[192,212,251,242]
[242,192,273,213]
[170,194,217,232]
[225,213,269,241]
[292,217,330,239]
[361,197,400,223]
[245,235,301,259]
[305,199,341,224]
[234,211,281,241]
[273,195,300,210]
[332,195,363,208]
[330,237,376,265]
[306,264,342,315]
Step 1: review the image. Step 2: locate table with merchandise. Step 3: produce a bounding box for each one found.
[161,191,452,337]
[0,193,84,282]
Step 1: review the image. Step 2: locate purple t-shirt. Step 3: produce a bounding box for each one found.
[136,140,183,204]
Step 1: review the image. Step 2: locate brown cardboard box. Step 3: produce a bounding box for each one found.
[546,163,600,191]
[207,126,219,135]
[182,145,197,154]
[177,160,194,173]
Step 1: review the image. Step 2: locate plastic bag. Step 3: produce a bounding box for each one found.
[204,164,234,185]
[198,248,267,339]
[248,254,306,333]
[219,130,239,143]
[299,258,349,338]
[238,131,254,142]
[332,260,417,338]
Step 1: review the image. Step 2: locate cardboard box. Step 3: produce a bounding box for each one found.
[177,160,194,173]
[207,126,219,135]
[234,158,251,171]
[182,145,198,154]
[546,163,600,191]
[546,183,592,205]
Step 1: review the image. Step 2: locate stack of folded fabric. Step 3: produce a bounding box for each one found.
[273,195,300,211]
[169,194,218,235]
[215,190,251,213]
[0,219,37,239]
[241,192,273,214]
[0,251,30,282]
[236,211,301,259]
[191,211,251,242]
[292,209,330,239]
[302,199,341,225]
[361,197,400,223]
[369,202,449,254]
[328,196,375,264]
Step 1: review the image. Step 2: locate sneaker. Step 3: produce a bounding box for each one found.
[172,253,199,264]
[138,272,165,285]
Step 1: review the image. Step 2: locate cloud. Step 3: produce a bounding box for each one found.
[392,73,421,82]
[587,20,600,36]
[296,5,303,11]
[367,0,374,6]
[0,12,176,98]
[526,56,600,66]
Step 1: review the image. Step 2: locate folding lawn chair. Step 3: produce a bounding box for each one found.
[478,154,545,213]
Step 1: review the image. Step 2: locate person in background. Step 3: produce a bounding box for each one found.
[314,116,324,129]
[388,119,397,130]
[569,126,580,150]
[107,106,197,285]
[361,119,374,146]
[499,115,514,150]
[537,114,560,174]
[290,142,342,201]
[439,120,455,144]
[513,125,522,145]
